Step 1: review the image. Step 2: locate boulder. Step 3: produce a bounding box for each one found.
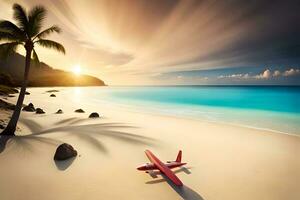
[23,106,35,112]
[54,143,77,160]
[75,109,85,113]
[89,112,100,118]
[36,108,45,114]
[56,109,63,114]
[46,89,59,93]
[22,102,35,112]
[50,94,56,97]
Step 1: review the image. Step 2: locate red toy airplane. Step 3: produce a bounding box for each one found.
[137,150,186,186]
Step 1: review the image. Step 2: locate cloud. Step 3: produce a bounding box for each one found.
[283,68,300,76]
[273,70,281,77]
[255,69,272,79]
[263,69,272,79]
[218,73,250,79]
[19,0,300,76]
[2,0,300,85]
[218,68,300,80]
[149,73,162,77]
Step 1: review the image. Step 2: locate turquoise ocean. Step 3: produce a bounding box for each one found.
[73,86,300,135]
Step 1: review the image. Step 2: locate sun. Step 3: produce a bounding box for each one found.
[72,64,81,76]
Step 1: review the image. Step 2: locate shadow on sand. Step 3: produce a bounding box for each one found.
[55,157,76,170]
[30,120,155,154]
[0,135,13,153]
[0,134,63,154]
[147,167,192,179]
[1,117,156,156]
[146,167,204,200]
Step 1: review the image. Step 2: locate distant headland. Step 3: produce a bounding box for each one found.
[0,53,106,87]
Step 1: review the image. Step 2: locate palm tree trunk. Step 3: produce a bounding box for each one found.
[1,49,32,136]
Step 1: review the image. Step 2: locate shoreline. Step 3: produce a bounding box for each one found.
[2,86,300,137]
[58,85,300,136]
[2,94,299,139]
[100,101,300,137]
[84,96,300,137]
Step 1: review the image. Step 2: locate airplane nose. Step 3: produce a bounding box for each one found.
[137,165,146,170]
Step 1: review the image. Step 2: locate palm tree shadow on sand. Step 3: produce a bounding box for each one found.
[0,135,13,153]
[146,167,204,200]
[0,134,62,154]
[1,117,156,156]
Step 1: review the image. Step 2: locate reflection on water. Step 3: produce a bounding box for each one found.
[73,87,82,102]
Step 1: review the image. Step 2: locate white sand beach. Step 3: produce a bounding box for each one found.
[0,87,299,200]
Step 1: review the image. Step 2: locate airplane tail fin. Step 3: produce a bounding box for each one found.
[176,150,182,163]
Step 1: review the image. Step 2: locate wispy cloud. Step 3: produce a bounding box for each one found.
[1,0,299,85]
[218,73,250,79]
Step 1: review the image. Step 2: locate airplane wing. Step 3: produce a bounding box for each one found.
[145,150,183,186]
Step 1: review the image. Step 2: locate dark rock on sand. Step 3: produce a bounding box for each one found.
[25,91,30,95]
[50,94,56,97]
[36,108,45,114]
[54,143,77,160]
[22,103,35,112]
[46,89,59,93]
[56,109,63,114]
[75,109,85,113]
[89,112,100,118]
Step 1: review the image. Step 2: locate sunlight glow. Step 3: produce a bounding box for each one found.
[72,64,81,75]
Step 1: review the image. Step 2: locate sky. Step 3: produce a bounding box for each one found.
[1,0,300,85]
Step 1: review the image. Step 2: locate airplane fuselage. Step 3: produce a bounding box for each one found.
[137,161,186,171]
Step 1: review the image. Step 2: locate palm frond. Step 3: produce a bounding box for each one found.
[0,20,25,40]
[12,4,28,32]
[0,42,21,59]
[0,31,18,42]
[32,48,40,64]
[34,25,61,40]
[28,5,46,37]
[35,39,65,54]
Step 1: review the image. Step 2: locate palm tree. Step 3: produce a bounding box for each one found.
[0,4,65,136]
